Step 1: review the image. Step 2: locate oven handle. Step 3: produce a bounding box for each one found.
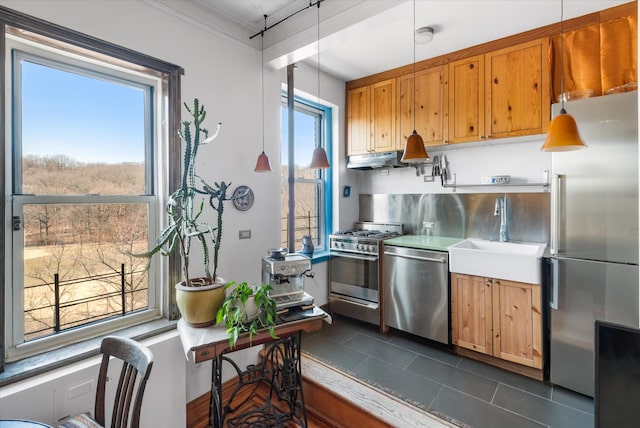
[383,251,446,263]
[330,252,378,262]
[329,294,379,309]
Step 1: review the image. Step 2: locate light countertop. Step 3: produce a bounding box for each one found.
[383,235,464,252]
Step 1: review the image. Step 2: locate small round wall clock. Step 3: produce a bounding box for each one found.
[231,185,254,211]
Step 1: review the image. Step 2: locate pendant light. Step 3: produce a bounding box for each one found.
[309,1,330,169]
[541,0,587,152]
[401,0,429,163]
[254,15,273,172]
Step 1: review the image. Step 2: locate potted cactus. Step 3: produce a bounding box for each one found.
[132,99,231,327]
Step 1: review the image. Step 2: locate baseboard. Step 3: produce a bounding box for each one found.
[454,346,544,381]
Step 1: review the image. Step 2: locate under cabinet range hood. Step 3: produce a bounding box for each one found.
[347,151,406,170]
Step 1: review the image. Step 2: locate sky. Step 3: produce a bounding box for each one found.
[21,60,146,164]
[22,58,322,168]
[280,107,320,169]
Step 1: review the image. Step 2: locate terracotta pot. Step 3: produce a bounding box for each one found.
[175,277,226,327]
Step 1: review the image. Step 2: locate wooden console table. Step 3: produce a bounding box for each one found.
[177,306,329,427]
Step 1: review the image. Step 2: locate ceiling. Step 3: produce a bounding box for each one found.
[153,0,631,82]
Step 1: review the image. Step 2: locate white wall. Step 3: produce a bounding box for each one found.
[0,332,186,426]
[357,137,552,196]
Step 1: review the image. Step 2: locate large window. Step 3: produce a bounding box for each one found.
[280,95,332,253]
[2,12,181,364]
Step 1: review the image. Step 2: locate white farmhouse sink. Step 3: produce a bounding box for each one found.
[448,239,547,284]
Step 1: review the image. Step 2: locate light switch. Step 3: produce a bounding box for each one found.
[239,230,251,239]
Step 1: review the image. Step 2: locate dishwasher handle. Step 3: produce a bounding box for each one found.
[383,251,446,263]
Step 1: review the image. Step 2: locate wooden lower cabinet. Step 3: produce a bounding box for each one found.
[451,273,542,370]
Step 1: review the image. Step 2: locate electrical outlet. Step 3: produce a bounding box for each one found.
[379,169,389,176]
[423,221,434,230]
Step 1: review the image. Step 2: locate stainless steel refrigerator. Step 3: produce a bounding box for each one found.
[549,90,639,397]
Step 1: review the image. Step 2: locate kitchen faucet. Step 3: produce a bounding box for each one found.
[494,195,510,242]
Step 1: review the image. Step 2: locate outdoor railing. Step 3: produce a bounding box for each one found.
[23,264,148,340]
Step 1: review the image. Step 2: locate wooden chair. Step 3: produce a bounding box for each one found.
[58,336,154,428]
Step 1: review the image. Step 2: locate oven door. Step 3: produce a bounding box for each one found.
[329,251,379,302]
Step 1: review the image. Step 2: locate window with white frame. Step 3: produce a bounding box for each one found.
[2,14,181,363]
[280,95,332,253]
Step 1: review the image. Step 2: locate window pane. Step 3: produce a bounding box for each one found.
[280,97,328,252]
[280,180,288,248]
[280,106,288,171]
[20,60,146,195]
[294,109,318,179]
[294,182,320,246]
[280,107,322,179]
[22,203,149,340]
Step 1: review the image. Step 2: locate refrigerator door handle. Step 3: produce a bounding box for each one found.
[550,174,563,255]
[550,258,559,310]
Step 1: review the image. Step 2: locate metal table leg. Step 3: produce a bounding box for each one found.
[207,332,308,427]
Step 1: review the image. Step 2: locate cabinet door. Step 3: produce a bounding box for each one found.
[486,38,550,138]
[370,79,396,152]
[492,279,542,369]
[347,86,370,155]
[448,55,485,144]
[451,273,493,355]
[397,66,448,150]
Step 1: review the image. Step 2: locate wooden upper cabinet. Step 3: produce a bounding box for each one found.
[370,79,396,152]
[448,55,485,144]
[346,86,370,155]
[396,65,449,150]
[448,38,550,144]
[486,38,550,139]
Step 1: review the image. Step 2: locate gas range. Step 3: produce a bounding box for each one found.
[329,222,403,326]
[329,222,403,256]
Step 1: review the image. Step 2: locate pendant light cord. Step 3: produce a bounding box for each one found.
[413,0,417,131]
[317,1,320,107]
[317,1,321,151]
[560,0,565,111]
[261,15,266,152]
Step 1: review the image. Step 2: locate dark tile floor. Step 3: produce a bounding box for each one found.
[301,315,593,428]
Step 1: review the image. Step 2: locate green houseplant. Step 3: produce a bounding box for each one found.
[132,99,231,327]
[216,281,279,349]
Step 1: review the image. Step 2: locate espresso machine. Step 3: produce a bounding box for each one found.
[262,249,314,310]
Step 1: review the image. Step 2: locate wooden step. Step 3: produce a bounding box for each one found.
[301,355,457,428]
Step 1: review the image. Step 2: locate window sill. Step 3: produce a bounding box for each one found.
[310,250,330,264]
[0,318,176,387]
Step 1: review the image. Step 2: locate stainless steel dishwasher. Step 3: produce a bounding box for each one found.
[383,245,449,344]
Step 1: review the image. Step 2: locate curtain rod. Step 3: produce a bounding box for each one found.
[249,0,325,40]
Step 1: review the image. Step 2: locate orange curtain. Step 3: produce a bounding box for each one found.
[550,14,637,101]
[601,15,637,92]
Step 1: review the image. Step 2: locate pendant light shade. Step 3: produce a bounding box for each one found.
[540,108,587,152]
[401,0,429,163]
[541,0,587,152]
[310,1,330,170]
[254,150,272,171]
[254,17,272,172]
[401,130,430,162]
[310,146,330,169]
